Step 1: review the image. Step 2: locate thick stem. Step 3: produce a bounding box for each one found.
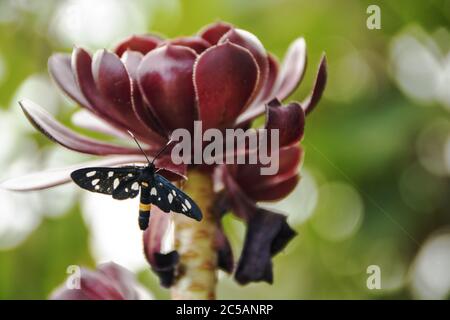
[171,168,218,300]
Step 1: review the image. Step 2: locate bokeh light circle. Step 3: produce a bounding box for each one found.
[310,182,364,241]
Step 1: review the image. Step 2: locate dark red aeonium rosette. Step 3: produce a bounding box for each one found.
[1,21,326,297]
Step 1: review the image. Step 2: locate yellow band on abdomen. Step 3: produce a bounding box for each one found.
[139,203,151,211]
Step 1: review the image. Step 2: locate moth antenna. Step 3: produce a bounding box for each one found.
[127,130,151,164]
[151,139,174,165]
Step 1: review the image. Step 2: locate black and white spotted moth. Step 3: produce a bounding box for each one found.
[70,133,202,230]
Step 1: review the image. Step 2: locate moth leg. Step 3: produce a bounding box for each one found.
[138,183,151,230]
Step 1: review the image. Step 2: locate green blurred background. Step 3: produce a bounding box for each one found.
[0,0,449,299]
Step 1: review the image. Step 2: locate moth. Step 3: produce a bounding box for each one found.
[70,132,202,230]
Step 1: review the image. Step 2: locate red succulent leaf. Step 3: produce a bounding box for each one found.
[96,263,140,299]
[0,155,186,192]
[19,99,142,156]
[143,208,179,287]
[199,21,233,45]
[234,37,309,125]
[92,49,132,111]
[0,155,148,191]
[259,54,280,102]
[92,50,153,138]
[138,45,198,133]
[234,145,302,202]
[155,156,188,181]
[72,47,113,120]
[121,51,166,137]
[265,99,305,146]
[51,262,142,300]
[71,110,129,139]
[194,42,259,129]
[72,47,138,136]
[121,50,142,77]
[273,37,307,100]
[49,51,162,143]
[302,54,327,115]
[167,36,211,54]
[114,34,162,57]
[251,175,300,202]
[219,28,269,100]
[48,53,92,111]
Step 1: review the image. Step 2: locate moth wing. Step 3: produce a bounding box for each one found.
[112,178,141,200]
[151,174,202,221]
[70,166,142,199]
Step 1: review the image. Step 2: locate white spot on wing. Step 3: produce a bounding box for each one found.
[86,171,96,177]
[128,173,133,177]
[91,179,100,186]
[151,188,157,196]
[108,171,114,177]
[171,190,176,196]
[168,193,173,203]
[95,185,100,190]
[113,178,120,189]
[185,199,192,209]
[132,182,139,191]
[181,204,188,212]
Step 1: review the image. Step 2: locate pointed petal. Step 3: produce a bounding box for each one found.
[155,156,188,181]
[114,34,161,57]
[235,208,297,285]
[219,29,268,99]
[138,45,198,132]
[143,209,179,288]
[302,55,327,115]
[0,155,148,191]
[71,110,129,139]
[259,54,280,102]
[273,37,307,100]
[232,56,280,126]
[72,47,124,127]
[51,262,143,300]
[73,268,125,299]
[168,36,210,54]
[19,99,140,156]
[194,42,259,129]
[51,287,92,300]
[234,43,322,126]
[48,53,91,110]
[121,51,166,137]
[251,175,299,202]
[199,21,233,45]
[92,49,156,137]
[265,100,305,146]
[97,263,140,300]
[121,50,143,78]
[235,146,302,201]
[92,49,134,119]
